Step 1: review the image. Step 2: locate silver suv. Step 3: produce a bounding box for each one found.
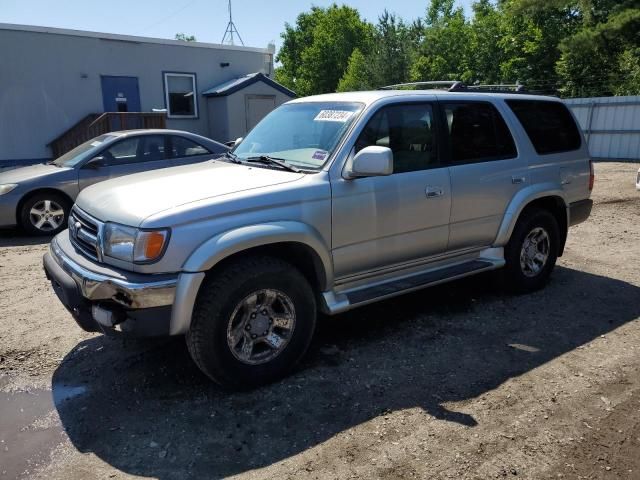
[43,85,594,389]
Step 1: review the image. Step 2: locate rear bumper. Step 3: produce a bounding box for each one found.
[43,234,199,337]
[569,199,593,226]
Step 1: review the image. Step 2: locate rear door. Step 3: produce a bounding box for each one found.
[168,135,218,167]
[443,100,526,251]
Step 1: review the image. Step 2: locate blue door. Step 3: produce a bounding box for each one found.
[101,76,141,113]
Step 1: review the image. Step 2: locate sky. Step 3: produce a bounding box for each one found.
[1,0,474,54]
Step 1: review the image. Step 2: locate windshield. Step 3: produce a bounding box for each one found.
[232,102,363,170]
[52,134,114,167]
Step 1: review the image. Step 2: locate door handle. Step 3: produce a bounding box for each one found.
[425,186,444,198]
[511,176,526,185]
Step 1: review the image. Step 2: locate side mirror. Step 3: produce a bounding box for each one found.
[346,146,393,179]
[85,156,107,169]
[224,137,243,148]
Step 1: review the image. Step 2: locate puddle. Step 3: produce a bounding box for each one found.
[53,385,87,405]
[0,382,88,478]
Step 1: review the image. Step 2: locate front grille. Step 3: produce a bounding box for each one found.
[69,207,103,261]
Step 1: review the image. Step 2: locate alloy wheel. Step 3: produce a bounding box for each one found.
[226,289,296,365]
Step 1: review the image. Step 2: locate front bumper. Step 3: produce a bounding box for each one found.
[44,234,182,336]
[0,190,19,227]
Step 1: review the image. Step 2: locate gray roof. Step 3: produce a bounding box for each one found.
[0,23,271,54]
[202,72,296,98]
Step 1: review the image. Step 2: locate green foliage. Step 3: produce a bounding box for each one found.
[275,4,373,96]
[411,4,471,82]
[617,48,640,95]
[337,49,372,91]
[277,0,640,97]
[557,5,640,96]
[174,33,196,42]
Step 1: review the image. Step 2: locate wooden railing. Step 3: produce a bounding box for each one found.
[49,112,167,158]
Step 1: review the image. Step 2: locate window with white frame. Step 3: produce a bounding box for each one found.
[164,73,198,118]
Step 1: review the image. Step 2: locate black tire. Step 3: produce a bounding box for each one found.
[20,192,71,236]
[502,208,560,294]
[186,256,317,389]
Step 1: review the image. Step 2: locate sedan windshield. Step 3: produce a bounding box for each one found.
[233,102,364,170]
[52,134,115,167]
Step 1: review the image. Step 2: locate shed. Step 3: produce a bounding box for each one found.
[203,72,296,142]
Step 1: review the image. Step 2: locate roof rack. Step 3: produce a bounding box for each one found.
[379,81,528,94]
[379,81,464,91]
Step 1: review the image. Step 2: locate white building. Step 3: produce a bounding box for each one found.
[0,23,296,167]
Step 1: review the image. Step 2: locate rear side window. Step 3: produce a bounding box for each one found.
[170,136,211,158]
[443,102,517,164]
[506,100,582,155]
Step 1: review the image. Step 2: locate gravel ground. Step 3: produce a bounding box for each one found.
[1,162,639,480]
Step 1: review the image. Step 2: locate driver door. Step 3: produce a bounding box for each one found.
[330,101,452,280]
[78,135,169,190]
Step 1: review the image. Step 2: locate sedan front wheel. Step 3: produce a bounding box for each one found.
[20,193,70,236]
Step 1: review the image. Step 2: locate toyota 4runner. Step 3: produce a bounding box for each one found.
[44,84,594,389]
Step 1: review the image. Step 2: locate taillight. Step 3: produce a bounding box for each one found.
[589,160,595,191]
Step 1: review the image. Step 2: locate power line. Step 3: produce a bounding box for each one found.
[139,0,199,35]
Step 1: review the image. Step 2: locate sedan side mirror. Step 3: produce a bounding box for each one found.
[345,146,393,179]
[225,137,243,148]
[85,156,107,169]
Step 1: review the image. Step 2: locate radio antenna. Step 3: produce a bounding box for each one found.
[221,0,244,46]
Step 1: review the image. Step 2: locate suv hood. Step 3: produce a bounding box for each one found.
[0,163,69,183]
[76,160,304,226]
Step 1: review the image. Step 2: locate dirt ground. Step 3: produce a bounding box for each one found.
[1,162,639,480]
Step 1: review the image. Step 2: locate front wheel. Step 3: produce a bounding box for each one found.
[186,256,317,389]
[20,192,70,236]
[502,208,560,293]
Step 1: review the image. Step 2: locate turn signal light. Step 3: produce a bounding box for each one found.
[589,160,595,191]
[133,230,169,263]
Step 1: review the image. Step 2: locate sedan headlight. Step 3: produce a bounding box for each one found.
[103,222,170,263]
[0,184,18,195]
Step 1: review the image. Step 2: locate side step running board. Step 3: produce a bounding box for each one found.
[323,259,500,314]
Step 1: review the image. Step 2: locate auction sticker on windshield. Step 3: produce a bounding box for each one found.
[314,110,354,122]
[312,150,328,161]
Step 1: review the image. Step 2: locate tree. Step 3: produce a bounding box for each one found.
[617,48,640,95]
[369,11,416,88]
[279,0,639,97]
[557,6,640,96]
[175,33,197,42]
[498,0,580,92]
[467,0,504,84]
[275,5,373,96]
[337,49,372,91]
[275,7,325,94]
[411,1,471,82]
[508,0,640,96]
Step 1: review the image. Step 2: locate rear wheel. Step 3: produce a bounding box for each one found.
[186,256,317,389]
[502,208,560,293]
[20,192,70,236]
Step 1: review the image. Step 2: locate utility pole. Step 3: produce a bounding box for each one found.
[221,0,244,46]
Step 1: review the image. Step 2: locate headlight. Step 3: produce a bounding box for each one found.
[102,223,169,263]
[0,184,18,195]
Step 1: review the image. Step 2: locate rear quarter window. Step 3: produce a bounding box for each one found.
[506,100,582,155]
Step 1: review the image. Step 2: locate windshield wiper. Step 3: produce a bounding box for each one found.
[245,155,301,173]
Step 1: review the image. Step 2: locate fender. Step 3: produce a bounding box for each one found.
[182,221,334,289]
[494,182,569,247]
